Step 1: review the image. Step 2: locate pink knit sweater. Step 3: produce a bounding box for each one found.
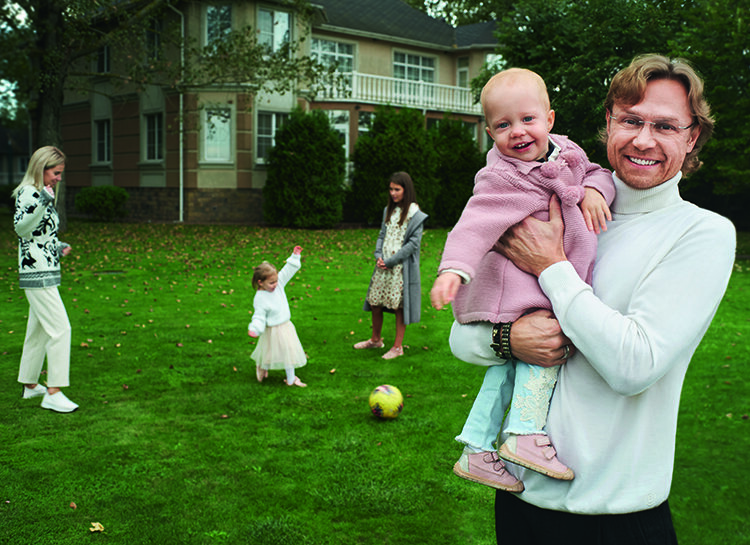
[439,135,614,323]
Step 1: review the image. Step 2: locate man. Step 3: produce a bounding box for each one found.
[450,54,736,543]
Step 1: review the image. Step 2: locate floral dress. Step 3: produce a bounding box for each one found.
[366,203,418,310]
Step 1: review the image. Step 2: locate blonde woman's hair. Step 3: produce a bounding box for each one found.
[12,146,66,201]
[252,261,277,290]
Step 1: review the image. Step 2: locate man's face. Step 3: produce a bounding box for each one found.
[606,78,700,189]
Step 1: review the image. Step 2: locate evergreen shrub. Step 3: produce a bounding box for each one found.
[345,106,439,225]
[263,107,346,228]
[429,117,486,227]
[75,186,129,221]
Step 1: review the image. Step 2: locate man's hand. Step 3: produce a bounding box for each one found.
[510,309,575,367]
[430,272,461,310]
[497,195,567,277]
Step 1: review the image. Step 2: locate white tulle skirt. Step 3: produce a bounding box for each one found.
[251,320,307,370]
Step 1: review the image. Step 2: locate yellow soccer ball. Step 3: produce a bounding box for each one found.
[368,384,404,419]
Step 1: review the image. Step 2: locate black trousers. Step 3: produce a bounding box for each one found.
[495,490,679,545]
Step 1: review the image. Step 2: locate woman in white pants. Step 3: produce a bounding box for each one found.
[13,146,78,413]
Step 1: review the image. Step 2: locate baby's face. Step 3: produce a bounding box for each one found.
[484,80,554,162]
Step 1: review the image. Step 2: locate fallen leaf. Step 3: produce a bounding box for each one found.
[89,522,104,532]
[70,502,77,509]
[330,368,336,374]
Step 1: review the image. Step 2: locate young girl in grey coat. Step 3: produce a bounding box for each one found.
[354,172,428,359]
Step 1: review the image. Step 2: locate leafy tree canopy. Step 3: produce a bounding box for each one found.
[416,0,748,222]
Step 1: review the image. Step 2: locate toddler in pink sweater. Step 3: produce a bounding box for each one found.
[431,68,614,492]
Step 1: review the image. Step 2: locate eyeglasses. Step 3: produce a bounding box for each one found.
[609,114,694,137]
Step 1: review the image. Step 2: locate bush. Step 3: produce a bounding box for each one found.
[75,186,129,221]
[345,106,439,225]
[263,107,346,228]
[0,185,14,209]
[428,117,486,227]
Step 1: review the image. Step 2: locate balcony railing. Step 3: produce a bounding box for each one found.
[312,71,482,115]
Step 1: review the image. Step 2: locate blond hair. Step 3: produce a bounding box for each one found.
[252,261,277,290]
[12,146,66,202]
[602,54,713,175]
[480,68,550,121]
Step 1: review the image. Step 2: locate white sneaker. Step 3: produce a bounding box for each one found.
[41,391,79,413]
[22,384,47,399]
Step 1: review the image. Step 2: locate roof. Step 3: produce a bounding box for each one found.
[312,0,497,50]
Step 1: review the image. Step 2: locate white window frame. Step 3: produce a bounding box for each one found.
[143,112,164,162]
[258,7,290,53]
[202,106,234,164]
[96,45,110,73]
[457,56,469,88]
[146,18,162,62]
[205,5,232,46]
[393,51,436,103]
[94,119,112,164]
[255,111,289,164]
[323,110,350,154]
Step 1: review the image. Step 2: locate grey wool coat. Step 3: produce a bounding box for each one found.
[363,205,428,325]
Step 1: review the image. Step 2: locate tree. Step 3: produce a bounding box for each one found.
[345,106,439,225]
[0,0,329,228]
[429,116,485,227]
[263,108,346,228]
[448,0,749,224]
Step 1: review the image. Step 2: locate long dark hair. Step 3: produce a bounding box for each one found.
[386,171,417,226]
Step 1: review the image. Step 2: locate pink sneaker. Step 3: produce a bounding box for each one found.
[499,434,574,480]
[453,450,524,492]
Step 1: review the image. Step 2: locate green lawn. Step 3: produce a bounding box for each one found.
[1,212,748,544]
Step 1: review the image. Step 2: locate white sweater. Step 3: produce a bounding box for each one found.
[247,253,301,336]
[515,172,736,513]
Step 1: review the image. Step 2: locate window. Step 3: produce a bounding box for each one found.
[312,39,353,73]
[206,5,232,46]
[457,57,469,88]
[312,38,354,95]
[256,111,288,164]
[324,110,349,153]
[393,52,435,103]
[95,119,111,163]
[146,18,162,62]
[203,107,232,162]
[258,8,290,52]
[144,113,164,161]
[358,111,374,134]
[96,46,110,73]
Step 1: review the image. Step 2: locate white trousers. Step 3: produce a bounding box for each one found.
[17,287,72,388]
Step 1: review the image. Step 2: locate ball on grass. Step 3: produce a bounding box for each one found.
[369,384,404,419]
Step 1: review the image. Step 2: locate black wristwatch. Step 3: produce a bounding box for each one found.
[491,321,513,360]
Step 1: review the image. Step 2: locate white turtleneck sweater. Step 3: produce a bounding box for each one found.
[513,171,736,513]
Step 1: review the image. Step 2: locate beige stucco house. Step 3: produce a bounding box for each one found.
[61,0,498,223]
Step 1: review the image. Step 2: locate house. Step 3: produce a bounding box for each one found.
[60,0,499,223]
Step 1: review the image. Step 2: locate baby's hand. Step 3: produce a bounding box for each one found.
[581,188,612,234]
[248,330,259,338]
[430,272,462,310]
[293,246,303,255]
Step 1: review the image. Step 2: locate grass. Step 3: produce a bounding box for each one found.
[0,211,748,544]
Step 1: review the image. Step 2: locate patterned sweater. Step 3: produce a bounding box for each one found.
[14,186,69,289]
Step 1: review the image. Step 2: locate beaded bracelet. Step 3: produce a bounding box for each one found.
[490,321,513,360]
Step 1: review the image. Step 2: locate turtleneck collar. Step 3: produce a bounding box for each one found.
[610,171,684,217]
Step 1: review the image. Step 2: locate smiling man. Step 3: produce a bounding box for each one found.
[449,55,736,544]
